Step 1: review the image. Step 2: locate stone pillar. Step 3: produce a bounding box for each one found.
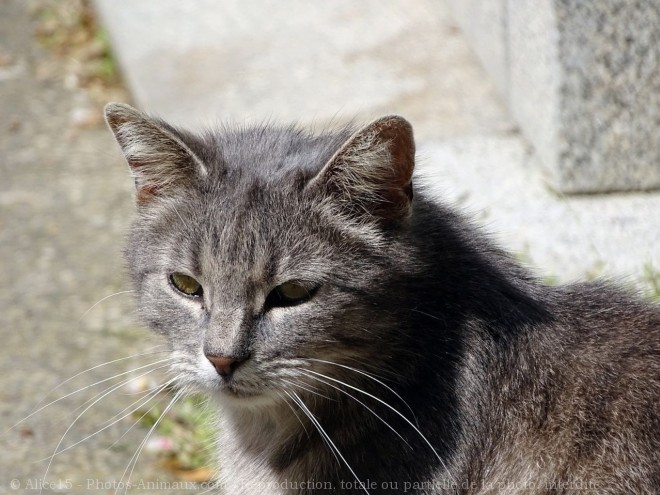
[448,0,660,193]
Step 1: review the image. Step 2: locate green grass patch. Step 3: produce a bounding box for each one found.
[642,262,660,301]
[135,391,216,480]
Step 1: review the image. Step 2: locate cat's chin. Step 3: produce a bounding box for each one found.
[215,386,278,409]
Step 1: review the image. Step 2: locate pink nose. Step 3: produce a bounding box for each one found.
[206,355,241,377]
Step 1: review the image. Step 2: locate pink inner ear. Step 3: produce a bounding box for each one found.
[127,156,165,204]
[136,185,158,204]
[375,119,415,203]
[350,118,415,222]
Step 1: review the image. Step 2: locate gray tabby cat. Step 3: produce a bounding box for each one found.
[104,103,659,495]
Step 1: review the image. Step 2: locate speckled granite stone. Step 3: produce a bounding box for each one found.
[554,0,660,192]
[452,0,660,193]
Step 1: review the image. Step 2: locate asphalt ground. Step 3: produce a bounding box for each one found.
[0,2,182,493]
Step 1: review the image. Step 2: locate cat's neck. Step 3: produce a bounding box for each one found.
[214,357,462,489]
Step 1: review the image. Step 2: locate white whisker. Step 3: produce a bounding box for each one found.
[101,377,174,428]
[284,391,339,468]
[47,345,166,399]
[300,370,411,449]
[0,351,169,438]
[44,376,178,459]
[280,378,336,401]
[107,376,181,451]
[65,366,167,423]
[78,290,136,322]
[341,355,399,382]
[40,363,170,483]
[287,391,370,495]
[118,388,186,494]
[277,391,310,438]
[309,358,419,425]
[304,369,455,485]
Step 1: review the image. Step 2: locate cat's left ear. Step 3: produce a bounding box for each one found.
[308,115,415,224]
[104,102,207,204]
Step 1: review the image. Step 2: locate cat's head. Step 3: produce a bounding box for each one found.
[105,103,419,409]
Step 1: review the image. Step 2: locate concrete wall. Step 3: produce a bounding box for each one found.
[93,0,512,142]
[444,0,508,97]
[448,0,660,193]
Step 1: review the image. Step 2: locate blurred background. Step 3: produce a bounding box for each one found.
[1,0,658,492]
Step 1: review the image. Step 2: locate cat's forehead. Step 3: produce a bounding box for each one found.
[176,180,327,285]
[204,124,353,181]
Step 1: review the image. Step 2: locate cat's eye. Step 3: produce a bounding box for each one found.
[169,273,203,298]
[265,281,316,308]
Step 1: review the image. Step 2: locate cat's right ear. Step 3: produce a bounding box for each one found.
[104,103,207,204]
[306,115,415,225]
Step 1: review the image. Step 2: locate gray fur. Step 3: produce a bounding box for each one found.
[105,103,660,494]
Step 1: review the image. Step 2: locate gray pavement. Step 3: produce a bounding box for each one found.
[0,1,180,493]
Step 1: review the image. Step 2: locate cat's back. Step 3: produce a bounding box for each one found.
[471,283,660,494]
[553,284,658,489]
[551,282,660,393]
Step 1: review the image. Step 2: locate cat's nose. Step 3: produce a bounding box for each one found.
[205,354,245,378]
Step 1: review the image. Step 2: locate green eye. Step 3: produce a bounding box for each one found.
[170,273,203,298]
[266,281,316,308]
